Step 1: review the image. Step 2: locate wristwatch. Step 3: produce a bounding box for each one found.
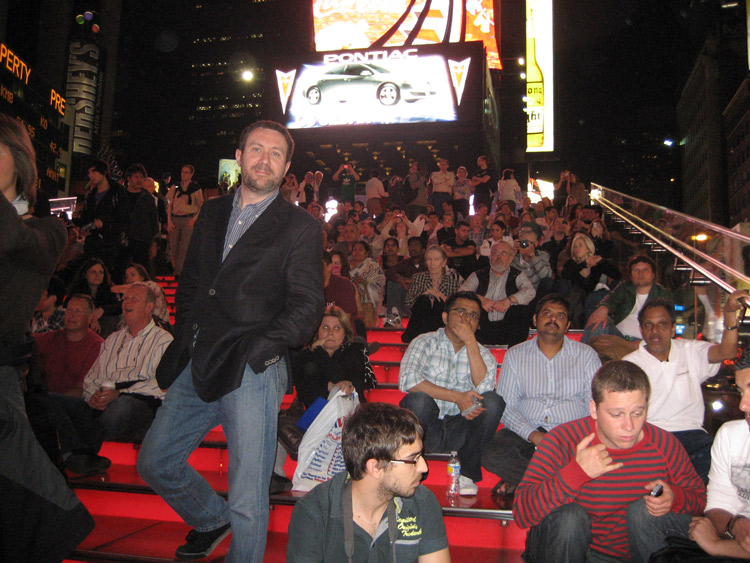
[724,515,744,539]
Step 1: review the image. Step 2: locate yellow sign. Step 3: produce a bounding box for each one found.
[0,43,31,84]
[525,0,554,153]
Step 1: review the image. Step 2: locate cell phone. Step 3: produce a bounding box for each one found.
[460,396,483,417]
[650,484,663,497]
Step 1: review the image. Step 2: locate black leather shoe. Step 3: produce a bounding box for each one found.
[175,523,231,560]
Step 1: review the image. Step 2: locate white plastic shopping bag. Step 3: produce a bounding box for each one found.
[292,388,358,491]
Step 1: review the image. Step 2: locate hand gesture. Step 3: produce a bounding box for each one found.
[88,389,120,411]
[451,317,477,345]
[586,255,602,268]
[643,480,673,517]
[575,433,623,479]
[495,298,511,313]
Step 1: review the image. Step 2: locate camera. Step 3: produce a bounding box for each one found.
[519,239,531,249]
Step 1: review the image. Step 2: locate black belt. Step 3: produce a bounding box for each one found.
[172,213,196,218]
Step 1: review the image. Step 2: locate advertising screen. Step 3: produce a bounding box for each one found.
[270,42,484,130]
[525,0,553,153]
[312,0,501,70]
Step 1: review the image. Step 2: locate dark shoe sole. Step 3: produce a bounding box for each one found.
[175,525,231,560]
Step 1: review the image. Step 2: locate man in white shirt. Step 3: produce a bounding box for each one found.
[365,169,388,216]
[689,351,750,558]
[623,292,748,483]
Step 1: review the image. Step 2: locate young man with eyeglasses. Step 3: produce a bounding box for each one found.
[287,402,450,563]
[481,294,601,495]
[399,291,504,496]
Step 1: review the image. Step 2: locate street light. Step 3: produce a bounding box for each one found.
[241,70,254,81]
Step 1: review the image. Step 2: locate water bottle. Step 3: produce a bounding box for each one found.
[447,451,461,497]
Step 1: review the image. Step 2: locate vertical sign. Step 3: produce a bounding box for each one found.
[66,42,100,155]
[525,0,553,153]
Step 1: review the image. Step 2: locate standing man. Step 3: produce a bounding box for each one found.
[514,361,706,562]
[623,293,747,483]
[287,402,450,562]
[167,164,203,277]
[429,158,455,212]
[365,169,388,217]
[470,156,494,211]
[138,121,324,562]
[333,162,360,204]
[399,291,504,495]
[124,164,159,270]
[482,294,600,494]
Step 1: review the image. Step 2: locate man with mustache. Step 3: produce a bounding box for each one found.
[138,121,324,562]
[623,292,748,484]
[482,294,601,495]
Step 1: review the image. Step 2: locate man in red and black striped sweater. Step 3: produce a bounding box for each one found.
[514,360,706,562]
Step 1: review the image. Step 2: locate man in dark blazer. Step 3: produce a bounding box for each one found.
[138,121,324,562]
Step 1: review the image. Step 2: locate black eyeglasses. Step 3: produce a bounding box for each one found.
[389,452,425,465]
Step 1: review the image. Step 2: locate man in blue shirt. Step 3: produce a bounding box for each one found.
[482,293,601,494]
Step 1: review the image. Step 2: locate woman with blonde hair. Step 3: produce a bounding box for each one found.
[561,232,621,327]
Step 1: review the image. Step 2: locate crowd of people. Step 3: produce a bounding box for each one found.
[5,112,750,563]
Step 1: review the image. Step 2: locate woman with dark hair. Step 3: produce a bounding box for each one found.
[349,240,385,328]
[330,249,351,279]
[65,257,121,336]
[378,237,402,270]
[561,232,621,327]
[401,245,463,342]
[293,306,376,409]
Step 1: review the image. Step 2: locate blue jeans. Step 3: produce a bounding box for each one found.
[137,359,287,563]
[581,315,623,344]
[400,391,504,482]
[673,429,713,485]
[524,499,690,563]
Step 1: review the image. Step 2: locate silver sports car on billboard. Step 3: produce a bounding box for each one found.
[305,63,436,106]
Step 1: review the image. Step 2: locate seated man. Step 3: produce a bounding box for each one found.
[512,222,554,301]
[515,360,706,563]
[50,283,173,475]
[623,293,747,484]
[399,291,504,495]
[33,293,104,397]
[441,220,477,280]
[582,255,672,359]
[31,275,67,334]
[385,236,427,317]
[688,350,750,559]
[459,241,535,346]
[482,294,601,494]
[287,402,450,562]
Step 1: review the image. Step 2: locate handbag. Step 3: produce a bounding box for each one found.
[292,388,359,492]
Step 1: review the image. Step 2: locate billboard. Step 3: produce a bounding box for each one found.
[525,0,553,153]
[312,0,501,70]
[268,42,484,130]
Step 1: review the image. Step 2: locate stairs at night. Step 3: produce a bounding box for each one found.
[65,276,528,562]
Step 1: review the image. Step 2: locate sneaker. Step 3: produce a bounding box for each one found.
[175,523,231,560]
[65,453,111,476]
[458,475,478,496]
[384,307,403,328]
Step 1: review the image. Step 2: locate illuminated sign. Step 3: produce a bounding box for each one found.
[270,42,482,130]
[66,42,100,155]
[0,42,67,194]
[525,0,553,153]
[0,42,66,116]
[312,0,501,70]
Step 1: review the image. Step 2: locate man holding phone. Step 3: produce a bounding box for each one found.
[514,360,705,563]
[399,291,504,496]
[333,162,360,204]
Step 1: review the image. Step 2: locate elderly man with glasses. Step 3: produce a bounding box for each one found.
[398,291,504,496]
